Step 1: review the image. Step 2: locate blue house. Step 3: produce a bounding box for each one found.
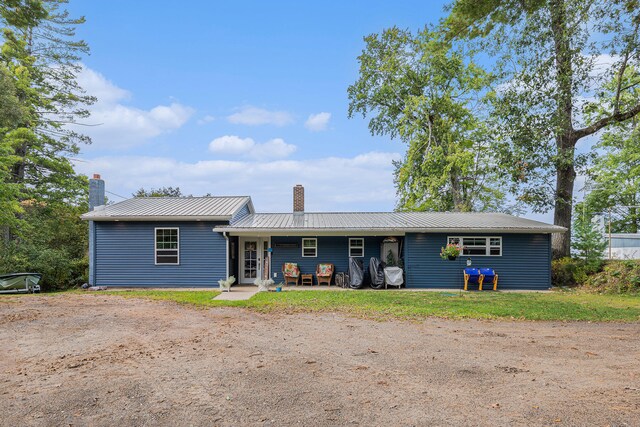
[82,176,565,290]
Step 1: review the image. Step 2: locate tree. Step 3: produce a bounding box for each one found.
[133,187,185,197]
[446,0,640,257]
[572,211,607,266]
[348,27,507,212]
[1,0,94,211]
[0,200,88,290]
[583,67,640,233]
[0,64,26,234]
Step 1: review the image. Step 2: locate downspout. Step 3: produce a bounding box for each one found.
[223,231,229,279]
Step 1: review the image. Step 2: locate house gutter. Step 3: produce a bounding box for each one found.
[80,215,233,222]
[213,226,567,235]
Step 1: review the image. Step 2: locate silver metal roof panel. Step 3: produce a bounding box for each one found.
[216,212,566,234]
[81,196,252,221]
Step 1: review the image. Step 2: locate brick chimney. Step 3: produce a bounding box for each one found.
[293,185,304,213]
[89,173,105,211]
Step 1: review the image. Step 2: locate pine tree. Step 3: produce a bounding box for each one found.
[572,211,607,266]
[0,0,93,235]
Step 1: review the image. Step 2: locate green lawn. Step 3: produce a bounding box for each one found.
[98,289,640,322]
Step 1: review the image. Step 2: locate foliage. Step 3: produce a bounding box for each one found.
[552,257,604,288]
[445,0,640,257]
[385,249,396,267]
[584,260,640,294]
[348,26,507,212]
[440,243,462,260]
[0,200,88,290]
[133,186,185,197]
[583,68,640,233]
[572,212,607,266]
[0,65,25,231]
[103,289,640,322]
[0,0,93,235]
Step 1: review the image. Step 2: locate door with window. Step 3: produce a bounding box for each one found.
[239,237,271,284]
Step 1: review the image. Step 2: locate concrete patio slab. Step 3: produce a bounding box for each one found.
[213,288,258,301]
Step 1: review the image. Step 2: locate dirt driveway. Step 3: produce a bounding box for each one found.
[1,294,639,426]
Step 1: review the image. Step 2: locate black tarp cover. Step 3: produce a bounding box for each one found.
[369,257,385,289]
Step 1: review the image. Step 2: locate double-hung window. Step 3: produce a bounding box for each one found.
[349,238,364,257]
[302,238,317,257]
[447,236,502,256]
[155,228,179,264]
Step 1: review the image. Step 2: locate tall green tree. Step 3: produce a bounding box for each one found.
[583,67,640,233]
[1,0,94,212]
[348,27,506,212]
[446,0,640,257]
[0,64,26,235]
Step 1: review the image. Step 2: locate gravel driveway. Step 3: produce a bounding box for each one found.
[1,294,639,426]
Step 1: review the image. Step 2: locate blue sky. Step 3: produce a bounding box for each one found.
[68,0,452,212]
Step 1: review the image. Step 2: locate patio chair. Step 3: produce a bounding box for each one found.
[282,263,300,286]
[463,268,481,291]
[315,263,334,286]
[479,268,498,291]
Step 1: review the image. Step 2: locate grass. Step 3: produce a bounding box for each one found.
[95,289,640,322]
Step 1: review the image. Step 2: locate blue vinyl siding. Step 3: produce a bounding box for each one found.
[405,233,552,290]
[271,236,386,284]
[94,221,226,287]
[230,204,251,224]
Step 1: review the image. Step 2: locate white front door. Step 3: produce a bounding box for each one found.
[239,237,271,284]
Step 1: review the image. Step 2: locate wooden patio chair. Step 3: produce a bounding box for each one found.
[282,263,300,286]
[315,263,334,286]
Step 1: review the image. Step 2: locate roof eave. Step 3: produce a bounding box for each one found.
[214,226,567,234]
[81,215,233,222]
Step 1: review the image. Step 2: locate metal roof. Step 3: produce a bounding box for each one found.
[81,196,252,221]
[216,212,566,234]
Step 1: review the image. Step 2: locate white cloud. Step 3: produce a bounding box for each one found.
[71,65,194,150]
[197,114,216,125]
[208,135,296,159]
[227,106,294,126]
[74,151,402,212]
[304,112,331,131]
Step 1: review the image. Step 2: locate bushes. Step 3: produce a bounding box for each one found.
[584,260,640,294]
[0,201,88,291]
[551,257,603,288]
[553,257,640,294]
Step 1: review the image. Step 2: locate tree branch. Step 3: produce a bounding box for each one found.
[574,102,640,139]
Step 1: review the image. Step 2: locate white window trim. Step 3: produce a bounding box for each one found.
[349,238,365,257]
[447,236,502,257]
[155,227,180,265]
[301,238,317,258]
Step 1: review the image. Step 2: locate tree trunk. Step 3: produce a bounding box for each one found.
[450,172,463,212]
[550,0,576,258]
[552,145,576,258]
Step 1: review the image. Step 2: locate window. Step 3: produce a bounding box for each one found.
[302,238,317,257]
[447,236,502,256]
[349,238,364,257]
[155,228,179,264]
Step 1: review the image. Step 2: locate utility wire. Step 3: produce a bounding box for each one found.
[105,190,127,200]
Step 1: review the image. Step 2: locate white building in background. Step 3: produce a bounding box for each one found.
[607,233,640,260]
[593,214,640,259]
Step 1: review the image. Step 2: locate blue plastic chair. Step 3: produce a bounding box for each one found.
[463,268,481,291]
[479,268,498,291]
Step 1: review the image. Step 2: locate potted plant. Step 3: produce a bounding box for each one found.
[440,243,462,261]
